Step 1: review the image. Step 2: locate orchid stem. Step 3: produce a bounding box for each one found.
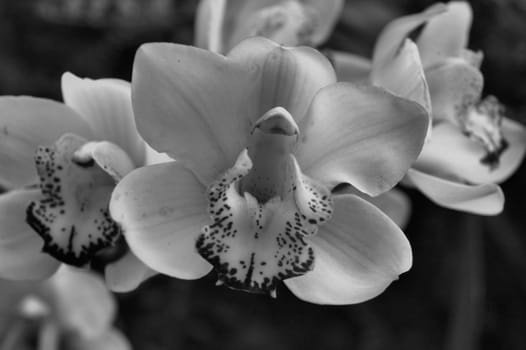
[37,322,59,350]
[444,215,484,350]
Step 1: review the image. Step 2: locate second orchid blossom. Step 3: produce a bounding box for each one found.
[332,1,526,215]
[0,74,163,291]
[110,37,429,304]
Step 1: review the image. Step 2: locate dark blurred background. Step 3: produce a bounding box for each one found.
[1,0,525,349]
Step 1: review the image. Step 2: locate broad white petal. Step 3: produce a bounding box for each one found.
[110,162,212,279]
[47,266,115,339]
[105,251,156,293]
[61,72,146,166]
[417,1,473,67]
[0,96,92,189]
[0,189,60,280]
[406,168,504,215]
[297,83,428,196]
[285,194,412,305]
[416,119,526,184]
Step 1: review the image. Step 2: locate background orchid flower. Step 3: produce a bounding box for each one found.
[0,73,160,292]
[333,1,526,215]
[110,36,429,304]
[0,266,131,350]
[195,0,343,53]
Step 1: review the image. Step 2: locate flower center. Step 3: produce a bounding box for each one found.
[458,95,509,169]
[196,107,333,296]
[26,134,125,267]
[247,1,317,46]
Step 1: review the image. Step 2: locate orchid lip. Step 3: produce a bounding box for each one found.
[196,108,333,296]
[26,134,122,267]
[458,95,509,170]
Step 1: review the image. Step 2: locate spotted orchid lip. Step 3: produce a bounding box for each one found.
[26,134,122,267]
[196,107,332,296]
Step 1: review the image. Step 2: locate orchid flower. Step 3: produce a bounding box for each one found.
[195,0,343,53]
[332,1,526,215]
[110,37,429,304]
[0,73,163,291]
[0,266,131,350]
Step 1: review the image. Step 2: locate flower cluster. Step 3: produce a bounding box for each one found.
[0,0,524,318]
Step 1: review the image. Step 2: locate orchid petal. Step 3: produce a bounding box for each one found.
[426,58,483,123]
[327,50,372,83]
[144,143,173,165]
[61,72,146,167]
[132,41,256,184]
[417,1,473,67]
[110,162,212,279]
[372,39,431,115]
[302,0,344,45]
[48,266,115,339]
[0,189,60,280]
[416,119,526,184]
[105,251,156,293]
[74,329,131,350]
[406,168,504,215]
[285,194,411,305]
[373,3,446,70]
[0,96,92,189]
[297,83,428,196]
[335,186,411,229]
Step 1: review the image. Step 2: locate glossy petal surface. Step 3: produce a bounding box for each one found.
[110,162,212,279]
[297,83,428,196]
[285,194,412,305]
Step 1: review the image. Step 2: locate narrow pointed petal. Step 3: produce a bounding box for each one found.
[75,329,131,350]
[110,162,212,279]
[416,120,526,184]
[297,83,429,196]
[285,194,412,305]
[61,73,146,167]
[0,96,92,189]
[372,39,431,115]
[417,1,473,67]
[0,189,61,280]
[406,168,504,215]
[48,266,115,339]
[105,251,156,293]
[426,58,483,122]
[327,50,372,83]
[373,3,446,69]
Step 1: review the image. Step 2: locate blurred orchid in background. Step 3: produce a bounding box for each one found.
[110,36,429,304]
[195,0,343,53]
[332,1,526,215]
[0,266,130,350]
[0,73,164,291]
